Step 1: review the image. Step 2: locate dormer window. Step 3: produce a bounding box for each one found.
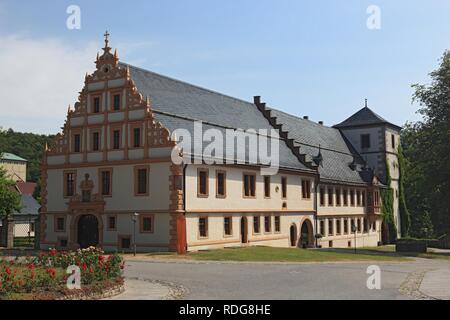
[113,94,121,111]
[361,134,370,149]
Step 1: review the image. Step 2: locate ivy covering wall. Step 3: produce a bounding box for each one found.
[380,159,397,242]
[397,145,411,237]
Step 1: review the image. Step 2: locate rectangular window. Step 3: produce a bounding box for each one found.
[133,127,141,148]
[274,216,281,232]
[64,171,76,197]
[363,218,368,233]
[198,169,209,197]
[55,217,65,232]
[357,219,361,232]
[320,187,325,206]
[99,169,112,196]
[391,134,395,149]
[74,134,81,153]
[336,219,341,235]
[281,177,287,199]
[320,220,325,236]
[362,191,366,206]
[344,218,349,234]
[350,189,355,206]
[264,216,271,233]
[93,96,100,113]
[224,217,232,236]
[92,132,100,151]
[357,190,361,206]
[108,216,116,230]
[328,188,334,206]
[328,219,334,236]
[216,171,226,198]
[361,134,371,149]
[113,94,121,111]
[113,130,120,149]
[199,217,208,238]
[141,216,154,233]
[134,166,149,196]
[120,236,131,249]
[343,189,348,206]
[302,180,311,199]
[243,173,256,198]
[335,188,341,206]
[253,216,260,234]
[264,176,271,198]
[351,219,356,233]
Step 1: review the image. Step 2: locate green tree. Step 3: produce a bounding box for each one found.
[404,50,450,237]
[0,168,21,219]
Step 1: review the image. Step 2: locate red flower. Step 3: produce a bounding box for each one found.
[49,249,57,256]
[99,255,105,263]
[89,267,94,274]
[28,263,35,270]
[82,262,87,270]
[46,268,56,278]
[5,267,11,275]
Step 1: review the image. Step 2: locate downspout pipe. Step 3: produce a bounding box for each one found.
[314,175,320,248]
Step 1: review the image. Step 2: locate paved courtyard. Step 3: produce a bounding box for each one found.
[114,257,450,300]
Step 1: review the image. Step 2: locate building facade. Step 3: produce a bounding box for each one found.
[0,152,27,182]
[40,35,400,253]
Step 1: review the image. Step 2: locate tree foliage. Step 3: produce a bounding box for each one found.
[403,50,450,237]
[0,128,53,183]
[0,168,21,219]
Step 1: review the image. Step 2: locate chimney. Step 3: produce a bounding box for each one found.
[303,116,309,120]
[318,121,323,125]
[253,96,261,104]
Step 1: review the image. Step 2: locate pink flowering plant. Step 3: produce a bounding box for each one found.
[0,247,124,299]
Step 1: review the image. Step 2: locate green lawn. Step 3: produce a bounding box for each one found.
[148,246,410,262]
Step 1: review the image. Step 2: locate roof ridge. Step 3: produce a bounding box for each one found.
[120,62,256,108]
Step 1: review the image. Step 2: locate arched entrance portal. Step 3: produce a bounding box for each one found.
[300,219,314,248]
[77,214,99,248]
[290,224,298,247]
[240,217,248,244]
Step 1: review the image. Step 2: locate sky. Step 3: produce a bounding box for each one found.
[1,0,450,134]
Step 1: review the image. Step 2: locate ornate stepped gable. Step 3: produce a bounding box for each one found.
[46,32,175,159]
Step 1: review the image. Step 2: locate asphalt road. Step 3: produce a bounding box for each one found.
[122,258,450,300]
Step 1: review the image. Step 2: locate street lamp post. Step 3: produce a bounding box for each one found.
[132,212,139,256]
[351,224,357,254]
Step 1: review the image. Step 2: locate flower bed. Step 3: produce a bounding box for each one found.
[0,247,125,300]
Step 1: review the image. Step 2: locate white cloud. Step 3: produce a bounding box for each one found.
[0,34,98,134]
[0,34,157,134]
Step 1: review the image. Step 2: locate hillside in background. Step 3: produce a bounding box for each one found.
[0,128,54,184]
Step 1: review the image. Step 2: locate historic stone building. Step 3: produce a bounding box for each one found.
[40,34,401,253]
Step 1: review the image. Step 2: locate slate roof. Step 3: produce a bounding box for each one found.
[123,63,313,172]
[268,109,373,185]
[0,152,27,162]
[13,194,40,217]
[334,106,401,130]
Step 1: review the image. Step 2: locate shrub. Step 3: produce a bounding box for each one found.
[0,247,124,298]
